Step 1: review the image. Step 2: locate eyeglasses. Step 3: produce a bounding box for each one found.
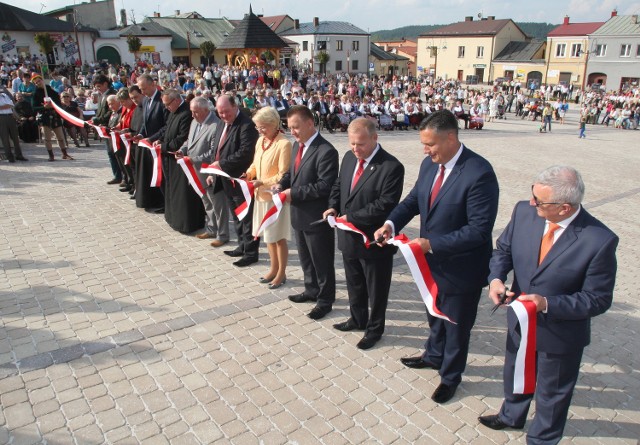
[531,185,563,207]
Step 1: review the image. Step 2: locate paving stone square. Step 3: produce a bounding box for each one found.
[1,110,639,444]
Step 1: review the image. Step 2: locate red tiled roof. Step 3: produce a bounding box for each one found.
[547,22,605,36]
[259,15,289,31]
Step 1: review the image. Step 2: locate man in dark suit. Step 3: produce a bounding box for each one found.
[479,166,618,444]
[134,73,166,210]
[375,110,499,403]
[205,94,259,267]
[324,118,404,349]
[279,105,339,320]
[92,74,117,183]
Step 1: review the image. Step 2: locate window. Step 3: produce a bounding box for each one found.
[476,46,484,58]
[302,41,308,51]
[336,40,343,51]
[571,43,582,57]
[637,45,640,57]
[352,60,358,71]
[335,60,342,71]
[458,46,465,58]
[555,43,566,57]
[595,44,607,57]
[317,41,326,50]
[352,41,359,51]
[620,44,631,57]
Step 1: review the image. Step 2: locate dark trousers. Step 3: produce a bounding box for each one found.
[0,114,23,160]
[295,228,335,308]
[422,289,482,386]
[115,147,134,186]
[223,181,259,260]
[343,254,394,339]
[499,334,583,445]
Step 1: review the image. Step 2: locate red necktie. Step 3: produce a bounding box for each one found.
[294,143,305,173]
[215,124,229,161]
[429,165,446,208]
[538,223,561,265]
[351,159,365,190]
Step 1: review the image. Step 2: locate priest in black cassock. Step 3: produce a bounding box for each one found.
[157,89,203,233]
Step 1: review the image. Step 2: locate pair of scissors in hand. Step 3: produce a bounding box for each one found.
[491,286,510,315]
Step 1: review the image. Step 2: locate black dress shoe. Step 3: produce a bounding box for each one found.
[224,249,244,257]
[478,414,524,430]
[431,383,457,404]
[333,319,363,332]
[400,356,440,369]
[15,156,28,161]
[356,335,380,350]
[120,186,132,192]
[308,306,331,320]
[233,257,258,267]
[288,293,317,303]
[153,207,165,214]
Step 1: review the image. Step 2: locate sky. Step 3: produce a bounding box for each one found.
[6,0,640,31]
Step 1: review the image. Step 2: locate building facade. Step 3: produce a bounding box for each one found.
[417,16,528,83]
[280,18,370,75]
[588,13,640,92]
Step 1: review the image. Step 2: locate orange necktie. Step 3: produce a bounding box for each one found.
[215,124,229,161]
[538,222,561,265]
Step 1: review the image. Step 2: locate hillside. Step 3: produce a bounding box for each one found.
[372,22,557,41]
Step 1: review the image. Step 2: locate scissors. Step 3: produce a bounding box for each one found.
[491,286,510,315]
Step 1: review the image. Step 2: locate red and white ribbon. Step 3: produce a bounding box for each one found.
[200,163,255,220]
[110,131,120,153]
[49,99,86,127]
[326,215,370,248]
[254,192,286,239]
[119,134,132,165]
[177,157,205,198]
[510,299,537,395]
[92,125,109,139]
[140,139,162,187]
[387,234,455,323]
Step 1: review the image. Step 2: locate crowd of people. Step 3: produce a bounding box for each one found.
[1,59,624,444]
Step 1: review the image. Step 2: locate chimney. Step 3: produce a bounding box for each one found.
[120,8,127,26]
[313,17,319,27]
[294,19,299,29]
[487,16,495,20]
[154,12,160,18]
[465,16,473,22]
[175,10,180,16]
[563,16,570,25]
[611,9,617,17]
[633,15,638,25]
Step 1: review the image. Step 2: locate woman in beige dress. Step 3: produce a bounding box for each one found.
[246,107,292,289]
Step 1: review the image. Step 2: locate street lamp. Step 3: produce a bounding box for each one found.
[577,44,593,99]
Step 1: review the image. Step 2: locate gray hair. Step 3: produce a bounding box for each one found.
[106,94,119,104]
[162,88,182,101]
[348,117,377,136]
[190,96,211,110]
[534,165,584,207]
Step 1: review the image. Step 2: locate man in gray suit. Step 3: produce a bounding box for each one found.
[176,97,229,246]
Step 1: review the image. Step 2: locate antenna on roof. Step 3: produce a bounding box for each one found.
[478,11,483,19]
[40,3,46,13]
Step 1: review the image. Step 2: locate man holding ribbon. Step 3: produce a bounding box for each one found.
[479,166,618,444]
[374,110,499,404]
[323,118,404,350]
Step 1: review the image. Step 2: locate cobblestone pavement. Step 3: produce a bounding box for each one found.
[1,111,638,444]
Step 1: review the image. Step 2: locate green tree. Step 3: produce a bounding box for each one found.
[126,34,142,61]
[200,40,216,66]
[34,33,56,56]
[315,51,330,74]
